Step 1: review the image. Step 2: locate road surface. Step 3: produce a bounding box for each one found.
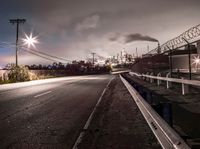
[0,75,112,149]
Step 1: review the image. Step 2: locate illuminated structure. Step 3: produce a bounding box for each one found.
[171,45,199,73]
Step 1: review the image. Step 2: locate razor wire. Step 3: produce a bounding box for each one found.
[147,24,200,55]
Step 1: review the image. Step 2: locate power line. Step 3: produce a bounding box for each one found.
[0,42,59,63]
[20,46,72,62]
[0,41,72,63]
[0,43,69,64]
[21,48,69,64]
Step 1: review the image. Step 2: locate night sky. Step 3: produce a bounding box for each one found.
[0,0,200,67]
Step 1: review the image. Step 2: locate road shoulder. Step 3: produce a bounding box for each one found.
[77,76,160,149]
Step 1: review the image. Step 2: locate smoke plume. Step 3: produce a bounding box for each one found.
[124,33,158,43]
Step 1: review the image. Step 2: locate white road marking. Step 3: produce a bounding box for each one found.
[34,91,52,98]
[72,77,114,149]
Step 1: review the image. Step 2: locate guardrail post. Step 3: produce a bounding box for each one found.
[142,73,146,80]
[157,72,161,86]
[150,72,154,83]
[129,72,133,76]
[146,72,150,81]
[166,72,172,89]
[138,73,142,79]
[181,77,189,95]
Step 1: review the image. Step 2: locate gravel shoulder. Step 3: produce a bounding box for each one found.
[78,76,160,149]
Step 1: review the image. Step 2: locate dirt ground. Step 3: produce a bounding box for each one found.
[78,76,161,149]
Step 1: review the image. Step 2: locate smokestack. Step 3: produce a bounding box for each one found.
[157,42,161,54]
[136,47,138,57]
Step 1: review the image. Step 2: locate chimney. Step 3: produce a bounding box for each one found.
[157,42,161,54]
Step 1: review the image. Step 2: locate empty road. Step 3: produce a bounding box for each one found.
[0,75,113,149]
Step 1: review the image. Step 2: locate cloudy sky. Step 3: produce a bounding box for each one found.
[0,0,200,67]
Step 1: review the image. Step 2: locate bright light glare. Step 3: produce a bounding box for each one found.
[192,55,200,68]
[22,33,39,48]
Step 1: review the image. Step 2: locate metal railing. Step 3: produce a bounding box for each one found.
[129,71,200,95]
[120,74,190,149]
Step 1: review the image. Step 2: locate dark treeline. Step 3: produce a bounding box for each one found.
[25,61,111,75]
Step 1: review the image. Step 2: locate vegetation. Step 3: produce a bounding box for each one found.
[0,61,111,84]
[26,61,111,75]
[8,64,30,82]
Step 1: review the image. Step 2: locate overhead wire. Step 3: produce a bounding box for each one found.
[20,48,69,64]
[0,41,72,64]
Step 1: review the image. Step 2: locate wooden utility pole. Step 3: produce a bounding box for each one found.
[10,19,26,66]
[91,52,96,66]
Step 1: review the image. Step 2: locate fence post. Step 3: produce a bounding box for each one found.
[129,72,133,76]
[166,72,172,89]
[157,72,161,86]
[150,72,154,83]
[181,77,189,95]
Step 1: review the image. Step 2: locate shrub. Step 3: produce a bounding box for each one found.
[8,65,30,82]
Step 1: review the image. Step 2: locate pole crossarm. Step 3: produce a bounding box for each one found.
[9,19,26,24]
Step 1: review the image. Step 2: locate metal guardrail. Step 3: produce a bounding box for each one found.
[110,70,130,75]
[129,71,200,95]
[120,74,190,149]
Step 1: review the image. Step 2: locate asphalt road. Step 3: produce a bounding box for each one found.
[0,75,113,149]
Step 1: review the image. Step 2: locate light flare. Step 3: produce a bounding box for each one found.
[192,55,200,69]
[22,33,39,48]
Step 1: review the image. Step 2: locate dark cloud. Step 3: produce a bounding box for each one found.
[108,33,158,43]
[75,14,100,31]
[0,0,200,67]
[108,32,121,41]
[124,33,158,43]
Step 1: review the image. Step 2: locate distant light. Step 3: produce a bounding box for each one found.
[97,60,105,64]
[22,33,39,48]
[192,55,200,68]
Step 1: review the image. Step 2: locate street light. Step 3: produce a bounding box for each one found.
[22,32,39,48]
[192,55,200,71]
